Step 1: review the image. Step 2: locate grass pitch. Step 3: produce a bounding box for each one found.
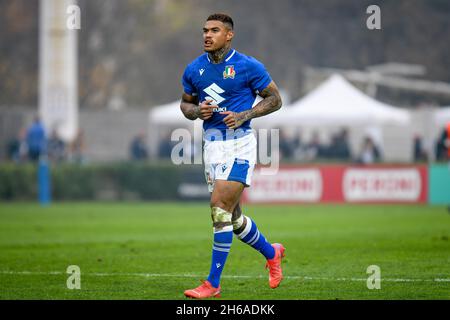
[0,202,449,300]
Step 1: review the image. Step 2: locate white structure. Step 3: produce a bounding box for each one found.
[148,101,202,158]
[253,74,410,127]
[434,107,450,126]
[149,100,191,126]
[39,0,79,142]
[253,74,412,162]
[149,75,416,162]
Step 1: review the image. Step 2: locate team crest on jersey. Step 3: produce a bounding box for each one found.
[223,65,236,79]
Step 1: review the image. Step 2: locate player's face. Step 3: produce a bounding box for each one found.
[203,20,233,52]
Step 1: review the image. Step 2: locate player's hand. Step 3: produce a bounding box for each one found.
[197,100,216,120]
[220,111,247,129]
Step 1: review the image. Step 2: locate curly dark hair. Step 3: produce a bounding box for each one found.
[207,13,234,30]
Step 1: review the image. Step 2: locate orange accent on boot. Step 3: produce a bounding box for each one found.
[265,243,286,289]
[184,280,221,299]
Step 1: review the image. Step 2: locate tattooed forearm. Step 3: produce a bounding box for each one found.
[237,81,282,122]
[182,104,201,120]
[180,93,200,120]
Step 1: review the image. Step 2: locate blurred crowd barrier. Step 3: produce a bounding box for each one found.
[1,162,449,204]
[0,107,449,165]
[0,162,205,201]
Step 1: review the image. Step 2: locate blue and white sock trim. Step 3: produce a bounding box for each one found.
[208,224,233,288]
[213,242,232,252]
[214,225,233,233]
[236,216,252,240]
[235,215,275,260]
[212,226,233,252]
[247,230,261,246]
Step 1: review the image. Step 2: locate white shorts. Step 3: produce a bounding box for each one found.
[203,132,257,193]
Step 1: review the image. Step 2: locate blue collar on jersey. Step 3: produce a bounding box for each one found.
[206,48,236,64]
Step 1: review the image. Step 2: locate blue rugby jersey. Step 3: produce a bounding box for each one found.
[182,49,272,139]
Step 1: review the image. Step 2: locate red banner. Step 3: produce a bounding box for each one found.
[243,165,428,204]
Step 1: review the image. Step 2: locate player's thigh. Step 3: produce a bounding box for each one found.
[210,180,244,212]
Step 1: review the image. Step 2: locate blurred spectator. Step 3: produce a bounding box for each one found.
[304,131,325,161]
[356,136,381,164]
[158,131,174,159]
[326,128,351,161]
[334,128,352,161]
[6,137,20,162]
[435,128,449,161]
[279,129,300,161]
[6,128,28,163]
[26,116,47,162]
[130,132,148,161]
[413,134,427,162]
[47,129,66,163]
[292,133,306,161]
[69,129,86,164]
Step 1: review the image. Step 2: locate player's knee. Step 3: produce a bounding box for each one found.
[210,199,229,211]
[211,206,232,231]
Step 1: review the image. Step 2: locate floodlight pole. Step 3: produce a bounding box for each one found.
[39,0,79,143]
[38,0,79,205]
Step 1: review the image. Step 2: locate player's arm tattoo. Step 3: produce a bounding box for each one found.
[237,81,282,123]
[222,81,282,129]
[180,93,200,120]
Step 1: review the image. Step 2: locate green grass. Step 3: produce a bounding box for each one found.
[0,203,449,299]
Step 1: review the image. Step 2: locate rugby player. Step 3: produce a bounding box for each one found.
[180,13,284,299]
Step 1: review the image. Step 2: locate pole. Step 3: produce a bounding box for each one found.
[38,155,52,205]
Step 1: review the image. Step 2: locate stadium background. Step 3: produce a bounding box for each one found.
[0,0,449,300]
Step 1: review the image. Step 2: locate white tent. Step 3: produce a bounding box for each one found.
[148,76,413,161]
[150,75,411,128]
[253,74,411,127]
[149,100,191,125]
[148,100,202,158]
[434,107,450,126]
[252,74,414,162]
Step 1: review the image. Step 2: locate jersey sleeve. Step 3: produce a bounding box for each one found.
[182,65,197,96]
[247,57,272,94]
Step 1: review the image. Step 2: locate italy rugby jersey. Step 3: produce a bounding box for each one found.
[182,49,272,139]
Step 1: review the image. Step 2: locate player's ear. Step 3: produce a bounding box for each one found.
[226,29,234,41]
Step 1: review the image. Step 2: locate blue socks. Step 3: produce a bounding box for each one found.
[236,216,275,260]
[207,226,233,288]
[206,215,275,288]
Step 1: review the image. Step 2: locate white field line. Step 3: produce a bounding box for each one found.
[1,270,449,283]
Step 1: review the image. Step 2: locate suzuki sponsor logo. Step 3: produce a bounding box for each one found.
[203,83,225,105]
[343,168,421,202]
[213,106,227,112]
